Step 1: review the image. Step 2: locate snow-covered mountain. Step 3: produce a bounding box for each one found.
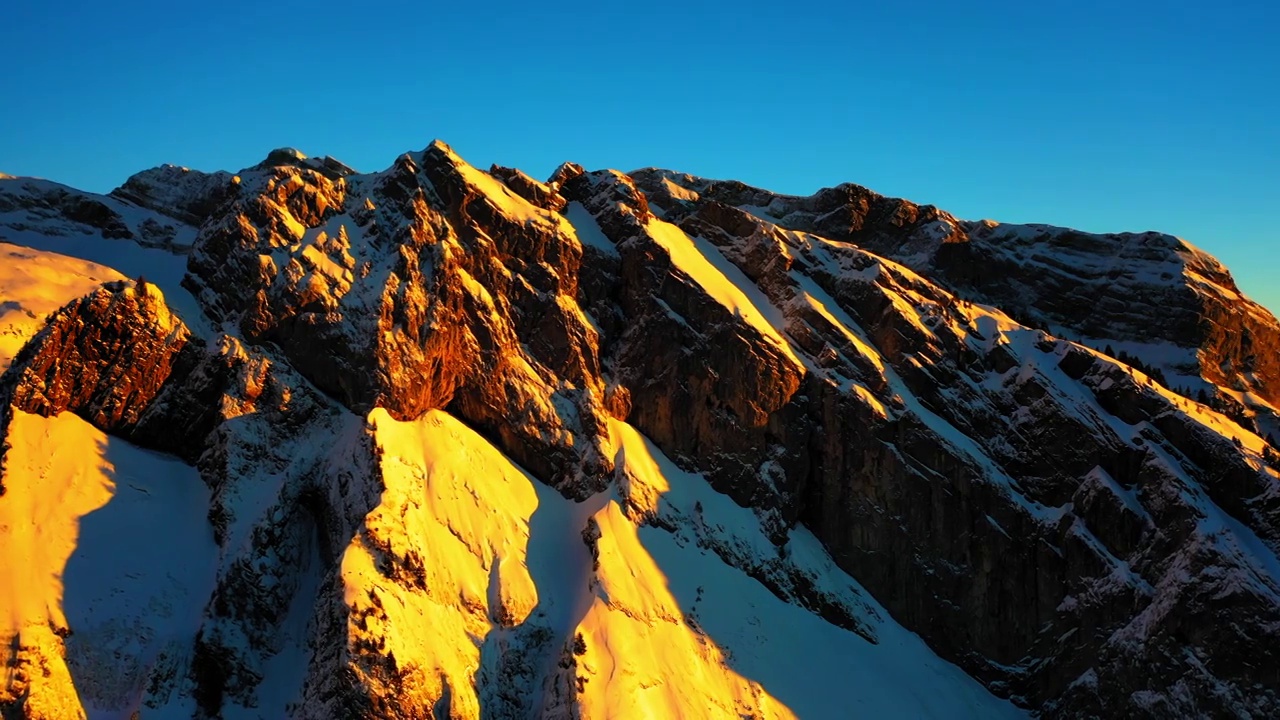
[0,142,1276,719]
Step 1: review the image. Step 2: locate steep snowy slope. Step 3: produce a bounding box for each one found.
[308,408,1018,719]
[0,141,1277,718]
[0,410,216,719]
[0,310,1018,719]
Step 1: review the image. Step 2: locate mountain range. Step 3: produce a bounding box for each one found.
[0,141,1277,719]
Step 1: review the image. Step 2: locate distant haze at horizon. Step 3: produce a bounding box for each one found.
[3,0,1275,314]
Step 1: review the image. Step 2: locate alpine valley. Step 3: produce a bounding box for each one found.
[1,141,1277,719]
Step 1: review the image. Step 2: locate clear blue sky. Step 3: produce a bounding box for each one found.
[3,1,1276,312]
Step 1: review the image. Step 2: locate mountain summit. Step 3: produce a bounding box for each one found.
[0,141,1277,719]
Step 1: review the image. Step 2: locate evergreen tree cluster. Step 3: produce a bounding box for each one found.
[1006,307,1051,333]
[1263,438,1280,471]
[1102,345,1169,387]
[1184,385,1258,428]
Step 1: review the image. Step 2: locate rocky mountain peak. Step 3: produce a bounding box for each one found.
[255,146,310,168]
[249,147,357,180]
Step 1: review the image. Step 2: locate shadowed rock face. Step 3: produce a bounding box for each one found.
[0,178,136,241]
[1,142,1278,718]
[110,165,241,228]
[631,169,1280,426]
[569,178,1280,716]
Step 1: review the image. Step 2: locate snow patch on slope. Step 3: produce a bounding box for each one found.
[645,217,804,368]
[1,230,212,338]
[432,141,572,235]
[0,244,125,372]
[564,201,617,255]
[0,410,217,718]
[339,408,545,717]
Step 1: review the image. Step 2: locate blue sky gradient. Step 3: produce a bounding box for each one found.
[3,1,1276,310]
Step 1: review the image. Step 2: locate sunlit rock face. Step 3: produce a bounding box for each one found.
[0,142,1278,719]
[180,141,612,493]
